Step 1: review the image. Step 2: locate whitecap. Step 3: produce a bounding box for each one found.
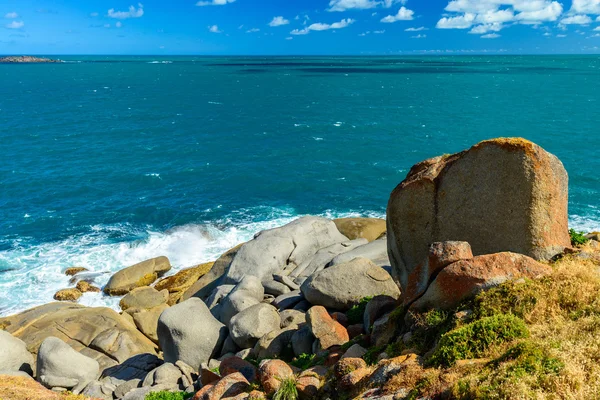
[313,137,324,141]
[208,101,223,105]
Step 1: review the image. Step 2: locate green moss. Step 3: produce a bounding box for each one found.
[428,314,529,367]
[145,392,193,400]
[272,377,298,400]
[346,296,373,325]
[404,309,454,354]
[495,341,563,378]
[472,280,539,320]
[570,229,590,246]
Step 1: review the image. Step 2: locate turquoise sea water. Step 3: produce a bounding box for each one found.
[1,55,599,315]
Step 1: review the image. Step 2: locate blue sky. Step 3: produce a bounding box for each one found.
[2,0,600,55]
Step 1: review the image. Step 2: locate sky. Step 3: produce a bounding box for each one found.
[3,0,600,55]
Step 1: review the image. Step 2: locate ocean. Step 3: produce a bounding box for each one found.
[1,55,599,316]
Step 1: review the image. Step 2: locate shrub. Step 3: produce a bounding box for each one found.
[290,353,316,370]
[272,377,298,400]
[429,314,529,367]
[472,280,539,320]
[145,392,192,400]
[570,228,589,246]
[346,296,373,325]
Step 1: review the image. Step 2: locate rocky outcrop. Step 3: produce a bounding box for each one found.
[301,257,400,310]
[223,216,349,284]
[120,286,169,311]
[329,238,390,268]
[121,287,170,344]
[0,303,157,372]
[157,298,228,371]
[36,336,100,393]
[333,217,387,242]
[53,288,82,302]
[155,262,214,305]
[307,306,349,351]
[229,303,280,349]
[0,56,62,63]
[104,256,171,296]
[387,138,570,292]
[0,330,34,375]
[411,252,552,311]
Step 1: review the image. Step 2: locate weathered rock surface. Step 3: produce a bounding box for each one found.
[37,336,100,393]
[193,372,249,400]
[334,218,387,242]
[259,359,294,395]
[104,256,171,296]
[64,267,88,276]
[76,280,101,293]
[301,257,400,310]
[363,295,401,333]
[387,138,570,292]
[157,298,227,371]
[291,325,314,357]
[403,241,473,305]
[53,288,82,302]
[411,252,553,311]
[155,262,214,305]
[100,353,163,389]
[0,330,34,375]
[124,303,169,343]
[279,309,306,328]
[253,326,296,359]
[120,286,169,311]
[0,303,158,371]
[229,303,280,349]
[329,238,390,268]
[219,356,258,383]
[218,276,265,324]
[307,306,349,351]
[224,216,349,284]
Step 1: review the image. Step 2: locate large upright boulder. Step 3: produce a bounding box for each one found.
[157,298,228,371]
[104,256,171,296]
[0,303,158,371]
[301,257,400,310]
[37,337,100,393]
[387,138,570,292]
[223,216,349,284]
[0,330,34,375]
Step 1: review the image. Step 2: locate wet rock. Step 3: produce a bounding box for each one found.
[53,288,82,302]
[64,267,88,276]
[76,280,101,293]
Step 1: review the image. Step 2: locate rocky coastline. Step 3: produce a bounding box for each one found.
[1,137,599,400]
[0,56,62,63]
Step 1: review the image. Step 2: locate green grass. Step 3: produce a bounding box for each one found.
[346,296,373,325]
[272,377,298,400]
[428,314,529,367]
[570,228,590,246]
[289,353,317,370]
[145,392,193,400]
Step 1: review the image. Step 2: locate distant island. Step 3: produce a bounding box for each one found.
[0,56,62,63]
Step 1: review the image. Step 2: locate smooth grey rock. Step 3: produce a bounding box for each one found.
[370,314,396,348]
[236,348,252,360]
[157,298,228,372]
[272,290,304,310]
[220,334,241,357]
[224,216,349,284]
[229,303,281,349]
[291,326,314,357]
[329,238,390,268]
[37,336,100,394]
[293,300,311,312]
[121,384,173,400]
[100,353,162,388]
[274,274,300,290]
[219,276,264,325]
[253,327,297,360]
[263,280,291,296]
[291,239,369,282]
[114,379,142,399]
[301,257,401,310]
[341,344,367,359]
[0,329,34,375]
[81,380,115,400]
[0,370,33,378]
[205,285,235,310]
[279,309,306,328]
[142,363,182,389]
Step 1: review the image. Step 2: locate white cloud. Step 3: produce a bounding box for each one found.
[437,13,476,29]
[196,0,235,6]
[328,0,401,12]
[286,36,293,40]
[469,22,503,34]
[411,34,427,38]
[208,25,222,33]
[560,14,593,25]
[246,28,260,33]
[405,26,427,31]
[437,0,563,32]
[116,21,123,28]
[481,33,500,38]
[291,18,355,35]
[594,26,600,30]
[359,31,370,36]
[571,0,600,14]
[108,3,144,19]
[6,20,24,29]
[4,12,18,19]
[269,16,290,27]
[381,7,414,22]
[90,12,99,17]
[374,29,385,33]
[557,33,567,37]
